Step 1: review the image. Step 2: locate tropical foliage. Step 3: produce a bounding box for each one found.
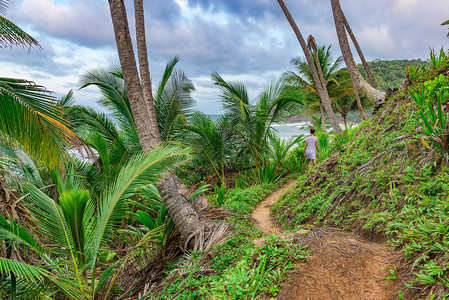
[0,145,184,299]
[283,45,356,128]
[0,0,40,49]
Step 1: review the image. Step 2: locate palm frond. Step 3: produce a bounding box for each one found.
[90,144,186,261]
[0,15,41,50]
[0,0,9,15]
[79,66,135,132]
[0,78,83,168]
[0,258,47,282]
[0,215,44,256]
[212,72,251,122]
[22,184,80,272]
[155,59,196,141]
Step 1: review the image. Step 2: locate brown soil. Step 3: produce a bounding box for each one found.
[252,181,402,300]
[251,180,296,235]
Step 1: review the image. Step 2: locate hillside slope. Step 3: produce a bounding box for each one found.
[273,51,449,299]
[359,59,428,91]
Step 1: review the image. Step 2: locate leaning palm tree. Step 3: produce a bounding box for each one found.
[275,0,342,134]
[108,0,230,250]
[330,0,385,112]
[284,45,353,128]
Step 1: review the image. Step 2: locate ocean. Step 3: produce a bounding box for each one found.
[207,114,347,140]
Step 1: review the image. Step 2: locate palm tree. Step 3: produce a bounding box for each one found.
[330,0,385,112]
[183,113,236,183]
[276,0,342,135]
[67,61,194,198]
[212,73,305,166]
[0,144,183,299]
[0,0,40,49]
[107,0,225,250]
[332,94,372,129]
[284,45,353,128]
[340,10,376,88]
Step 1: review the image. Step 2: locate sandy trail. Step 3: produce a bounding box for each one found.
[251,180,402,300]
[251,180,296,235]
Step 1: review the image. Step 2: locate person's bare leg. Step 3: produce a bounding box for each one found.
[308,159,314,170]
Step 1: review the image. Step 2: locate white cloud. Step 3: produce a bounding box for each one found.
[10,0,114,47]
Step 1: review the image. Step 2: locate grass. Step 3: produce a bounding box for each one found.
[271,51,449,299]
[144,174,308,300]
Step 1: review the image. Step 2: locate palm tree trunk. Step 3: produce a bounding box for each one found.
[311,48,328,130]
[341,10,376,88]
[108,0,221,249]
[318,99,326,129]
[134,0,161,144]
[330,0,385,112]
[276,0,342,135]
[108,0,159,149]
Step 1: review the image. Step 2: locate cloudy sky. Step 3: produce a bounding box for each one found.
[2,0,449,114]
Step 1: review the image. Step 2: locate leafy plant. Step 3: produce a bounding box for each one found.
[0,145,184,299]
[410,77,449,156]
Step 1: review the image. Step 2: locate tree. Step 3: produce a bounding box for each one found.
[0,144,183,299]
[284,45,352,128]
[340,10,376,88]
[107,0,225,249]
[330,0,385,113]
[276,0,342,134]
[332,94,372,129]
[212,73,305,166]
[183,113,234,183]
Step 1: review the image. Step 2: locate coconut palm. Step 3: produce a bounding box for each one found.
[0,144,184,299]
[212,72,305,166]
[276,0,342,134]
[330,0,385,113]
[340,9,376,87]
[332,94,372,129]
[267,132,304,172]
[183,112,236,183]
[284,45,353,128]
[72,60,195,194]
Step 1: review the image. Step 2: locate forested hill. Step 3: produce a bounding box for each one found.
[359,59,428,91]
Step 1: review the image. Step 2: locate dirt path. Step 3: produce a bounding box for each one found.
[251,180,296,235]
[251,181,402,300]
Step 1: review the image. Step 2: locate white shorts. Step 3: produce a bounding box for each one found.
[306,149,316,160]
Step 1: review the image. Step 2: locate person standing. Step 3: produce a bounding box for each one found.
[304,127,319,169]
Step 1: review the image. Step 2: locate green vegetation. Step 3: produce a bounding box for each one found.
[2,0,449,298]
[273,49,449,299]
[147,178,308,300]
[0,43,310,299]
[359,59,428,91]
